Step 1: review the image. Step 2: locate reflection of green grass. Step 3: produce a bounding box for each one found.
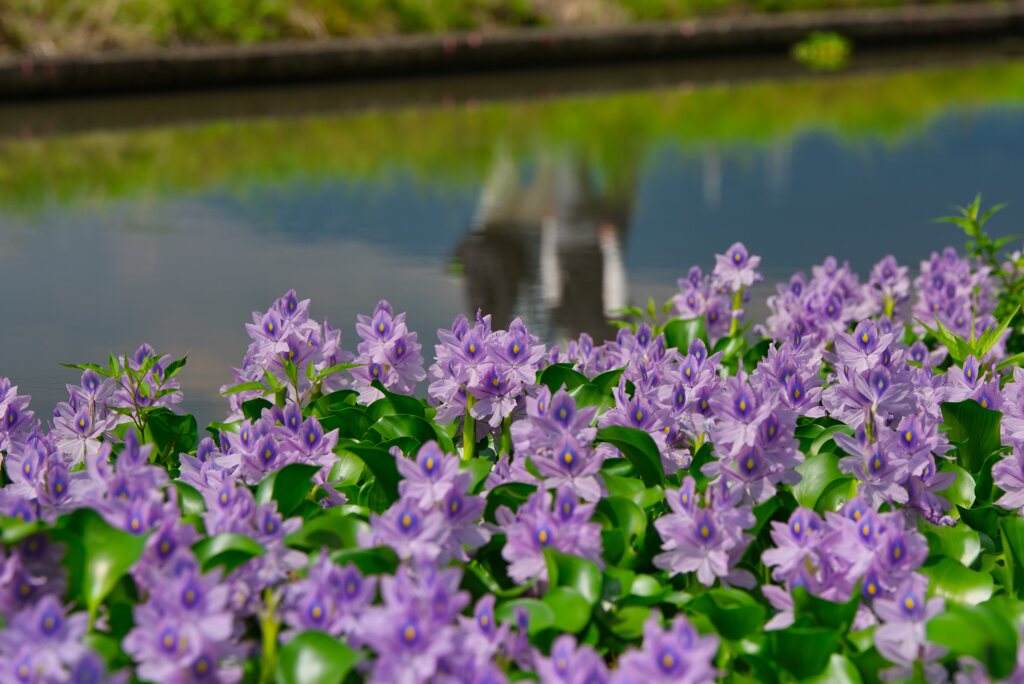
[1,60,1023,210]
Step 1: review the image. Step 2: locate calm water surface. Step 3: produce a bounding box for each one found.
[2,51,1023,423]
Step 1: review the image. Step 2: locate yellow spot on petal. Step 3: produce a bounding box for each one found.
[401,514,412,529]
[861,332,869,343]
[794,522,801,534]
[700,525,710,539]
[867,583,877,596]
[563,451,573,465]
[512,344,520,354]
[404,626,416,642]
[904,597,915,610]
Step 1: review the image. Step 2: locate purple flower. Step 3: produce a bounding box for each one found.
[873,575,946,682]
[281,550,376,644]
[396,441,461,508]
[497,487,603,585]
[366,496,447,562]
[534,634,610,684]
[653,478,754,587]
[713,242,762,293]
[615,612,719,684]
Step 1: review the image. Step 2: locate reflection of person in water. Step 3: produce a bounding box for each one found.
[454,149,634,341]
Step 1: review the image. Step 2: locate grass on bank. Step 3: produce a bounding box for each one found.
[0,0,987,56]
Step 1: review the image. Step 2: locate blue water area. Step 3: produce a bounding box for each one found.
[1,63,1023,424]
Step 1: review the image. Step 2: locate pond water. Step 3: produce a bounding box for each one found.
[2,47,1024,423]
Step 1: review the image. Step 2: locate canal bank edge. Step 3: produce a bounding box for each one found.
[2,2,1024,99]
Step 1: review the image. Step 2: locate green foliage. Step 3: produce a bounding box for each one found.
[275,631,363,684]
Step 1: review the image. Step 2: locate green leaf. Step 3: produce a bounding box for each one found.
[974,305,1018,359]
[792,586,859,633]
[607,605,651,640]
[255,463,321,517]
[285,511,367,551]
[539,364,589,393]
[335,440,401,512]
[595,497,647,544]
[928,601,1019,678]
[1001,516,1024,596]
[543,549,603,607]
[0,516,46,544]
[792,452,844,509]
[371,414,455,453]
[147,408,198,459]
[53,509,147,617]
[573,367,626,410]
[193,533,266,574]
[937,462,976,510]
[318,407,372,439]
[595,426,666,488]
[276,631,363,684]
[241,398,273,423]
[483,483,537,523]
[162,355,188,379]
[922,557,994,605]
[329,546,399,575]
[771,626,841,679]
[172,481,205,517]
[689,587,767,640]
[314,362,362,381]
[941,400,1004,472]
[542,586,592,634]
[221,380,267,395]
[368,380,425,418]
[663,318,707,352]
[804,654,863,684]
[496,598,554,636]
[309,389,359,417]
[922,520,980,566]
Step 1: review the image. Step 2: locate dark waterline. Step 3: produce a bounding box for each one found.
[1,52,1023,426]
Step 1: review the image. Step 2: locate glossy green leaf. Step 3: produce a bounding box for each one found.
[922,557,993,605]
[770,626,841,679]
[329,546,399,575]
[367,380,425,419]
[792,586,859,633]
[372,414,455,453]
[285,511,367,551]
[792,451,843,509]
[607,605,651,640]
[172,481,205,517]
[542,586,592,633]
[804,654,863,684]
[0,516,46,544]
[240,397,273,423]
[573,367,625,409]
[193,533,266,573]
[596,497,647,542]
[595,426,665,488]
[937,462,976,510]
[276,630,363,684]
[483,482,537,523]
[335,440,401,511]
[255,463,321,517]
[496,598,555,636]
[689,587,766,640]
[544,549,603,607]
[941,400,1004,472]
[928,601,1019,678]
[147,408,198,460]
[922,520,980,566]
[539,363,589,393]
[663,317,706,352]
[54,509,147,616]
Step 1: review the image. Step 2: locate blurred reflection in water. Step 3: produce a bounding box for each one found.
[456,150,635,342]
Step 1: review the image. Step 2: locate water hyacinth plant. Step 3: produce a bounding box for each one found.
[5,199,1024,683]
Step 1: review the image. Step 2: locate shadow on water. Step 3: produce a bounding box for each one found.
[2,43,1024,422]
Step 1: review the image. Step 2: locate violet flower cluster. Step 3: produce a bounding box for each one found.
[2,236,1024,683]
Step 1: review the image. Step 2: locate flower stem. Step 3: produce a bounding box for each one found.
[258,588,281,684]
[729,288,743,337]
[463,394,476,461]
[499,415,513,457]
